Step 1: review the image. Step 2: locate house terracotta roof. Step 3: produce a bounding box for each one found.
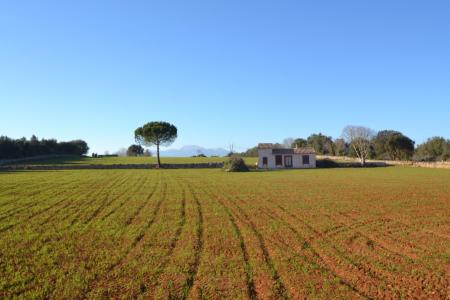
[272,148,294,154]
[258,143,316,155]
[258,143,274,149]
[293,147,316,154]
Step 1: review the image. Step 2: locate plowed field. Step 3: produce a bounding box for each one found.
[0,168,448,299]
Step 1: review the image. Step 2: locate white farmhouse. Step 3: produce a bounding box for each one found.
[257,143,316,169]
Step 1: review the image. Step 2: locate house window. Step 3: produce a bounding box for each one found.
[262,157,268,165]
[275,155,283,166]
[302,155,310,165]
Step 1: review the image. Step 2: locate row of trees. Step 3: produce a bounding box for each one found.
[282,126,448,165]
[0,121,176,165]
[0,135,89,160]
[414,137,450,162]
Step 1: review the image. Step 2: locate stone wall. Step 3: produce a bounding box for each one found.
[318,155,450,169]
[412,162,450,169]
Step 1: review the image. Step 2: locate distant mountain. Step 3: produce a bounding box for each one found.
[160,145,228,157]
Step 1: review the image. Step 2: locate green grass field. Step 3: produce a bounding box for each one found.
[14,156,258,166]
[0,167,449,299]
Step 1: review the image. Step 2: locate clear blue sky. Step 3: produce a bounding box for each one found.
[1,1,449,153]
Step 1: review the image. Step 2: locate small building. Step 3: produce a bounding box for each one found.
[257,143,316,169]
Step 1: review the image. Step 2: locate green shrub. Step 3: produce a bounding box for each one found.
[224,157,249,172]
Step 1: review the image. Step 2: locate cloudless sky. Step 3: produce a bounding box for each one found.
[1,1,449,153]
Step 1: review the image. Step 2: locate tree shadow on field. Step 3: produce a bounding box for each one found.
[0,170,65,175]
[0,155,91,167]
[23,156,91,165]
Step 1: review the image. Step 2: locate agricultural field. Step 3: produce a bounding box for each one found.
[10,156,258,166]
[0,167,449,299]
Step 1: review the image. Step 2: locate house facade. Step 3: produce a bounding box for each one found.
[257,143,316,169]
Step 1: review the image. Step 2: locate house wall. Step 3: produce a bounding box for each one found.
[258,149,316,169]
[257,149,276,169]
[292,154,316,168]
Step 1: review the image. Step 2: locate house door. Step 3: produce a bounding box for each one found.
[284,155,293,168]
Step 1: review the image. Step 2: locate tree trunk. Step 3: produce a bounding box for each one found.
[353,144,365,167]
[361,156,366,167]
[156,143,161,167]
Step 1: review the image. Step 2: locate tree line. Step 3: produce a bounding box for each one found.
[0,135,89,160]
[240,126,450,165]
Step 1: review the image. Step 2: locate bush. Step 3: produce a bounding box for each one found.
[127,144,144,157]
[224,157,249,172]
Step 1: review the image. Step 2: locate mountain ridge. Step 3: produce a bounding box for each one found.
[160,145,228,157]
